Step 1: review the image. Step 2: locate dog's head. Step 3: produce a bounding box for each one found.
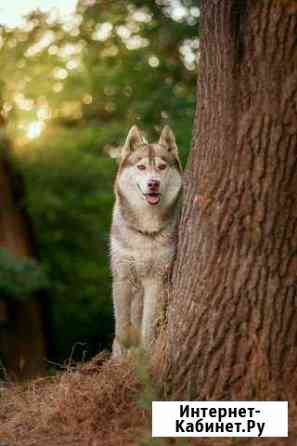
[113,126,182,210]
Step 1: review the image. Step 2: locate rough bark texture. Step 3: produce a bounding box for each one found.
[0,138,47,380]
[158,0,297,401]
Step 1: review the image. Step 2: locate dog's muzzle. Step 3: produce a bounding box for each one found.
[144,192,161,205]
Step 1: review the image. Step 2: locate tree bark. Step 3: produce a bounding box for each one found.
[157,0,297,401]
[0,136,47,380]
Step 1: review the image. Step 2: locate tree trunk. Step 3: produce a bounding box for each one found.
[156,0,297,401]
[0,136,47,380]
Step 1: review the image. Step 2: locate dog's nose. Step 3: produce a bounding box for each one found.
[148,179,160,191]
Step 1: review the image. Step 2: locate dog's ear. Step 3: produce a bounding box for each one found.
[159,126,177,153]
[122,126,144,156]
[159,126,182,170]
[104,126,144,162]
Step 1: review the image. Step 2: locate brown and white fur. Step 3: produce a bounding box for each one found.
[110,125,182,357]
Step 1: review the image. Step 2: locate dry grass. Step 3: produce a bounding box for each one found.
[0,353,149,446]
[0,353,296,446]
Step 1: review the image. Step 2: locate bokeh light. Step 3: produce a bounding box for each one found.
[26,121,45,139]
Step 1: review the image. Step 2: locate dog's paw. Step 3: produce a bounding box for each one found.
[112,337,127,359]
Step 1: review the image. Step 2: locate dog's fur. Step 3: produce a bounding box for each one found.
[110,125,182,357]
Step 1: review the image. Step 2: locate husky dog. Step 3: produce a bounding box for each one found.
[110,125,182,357]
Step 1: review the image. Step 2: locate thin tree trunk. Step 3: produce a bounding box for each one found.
[0,137,47,380]
[157,0,297,401]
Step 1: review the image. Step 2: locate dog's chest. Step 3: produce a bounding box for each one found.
[133,233,174,277]
[111,226,175,279]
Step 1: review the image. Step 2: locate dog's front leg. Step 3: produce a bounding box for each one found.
[141,278,163,350]
[112,279,133,357]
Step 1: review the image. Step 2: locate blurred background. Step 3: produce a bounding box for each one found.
[0,0,197,379]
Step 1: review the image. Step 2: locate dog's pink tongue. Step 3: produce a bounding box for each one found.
[146,194,160,205]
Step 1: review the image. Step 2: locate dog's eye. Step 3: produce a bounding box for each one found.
[158,164,167,170]
[137,164,146,170]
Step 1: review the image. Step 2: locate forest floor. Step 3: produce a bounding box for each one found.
[0,353,295,446]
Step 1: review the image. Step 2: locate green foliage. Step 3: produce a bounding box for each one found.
[133,349,190,446]
[133,349,159,410]
[0,248,48,299]
[19,129,115,359]
[0,0,197,362]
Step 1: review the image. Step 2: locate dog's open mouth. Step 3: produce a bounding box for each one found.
[144,193,160,205]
